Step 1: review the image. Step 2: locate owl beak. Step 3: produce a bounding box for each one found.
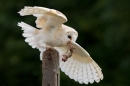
[68,41,71,44]
[67,39,72,45]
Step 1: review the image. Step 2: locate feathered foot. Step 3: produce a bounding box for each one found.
[46,45,54,50]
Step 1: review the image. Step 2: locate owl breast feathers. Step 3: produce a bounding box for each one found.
[18,6,103,84]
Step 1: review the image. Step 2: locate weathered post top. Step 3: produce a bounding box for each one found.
[42,48,60,86]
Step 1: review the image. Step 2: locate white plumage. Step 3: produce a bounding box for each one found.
[18,6,103,84]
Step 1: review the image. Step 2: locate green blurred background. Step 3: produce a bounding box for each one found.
[0,0,130,86]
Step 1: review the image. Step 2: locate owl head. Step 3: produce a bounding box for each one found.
[63,25,78,45]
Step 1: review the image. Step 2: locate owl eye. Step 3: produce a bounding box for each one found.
[68,35,72,39]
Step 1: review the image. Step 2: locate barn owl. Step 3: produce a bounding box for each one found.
[18,6,103,84]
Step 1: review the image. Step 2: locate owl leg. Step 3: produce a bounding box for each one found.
[46,45,55,50]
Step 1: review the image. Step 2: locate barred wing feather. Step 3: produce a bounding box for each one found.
[55,43,103,84]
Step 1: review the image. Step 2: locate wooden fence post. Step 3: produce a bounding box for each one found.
[42,48,60,86]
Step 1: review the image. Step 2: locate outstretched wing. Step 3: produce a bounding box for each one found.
[55,43,103,84]
[18,22,46,51]
[18,6,67,29]
[18,6,67,52]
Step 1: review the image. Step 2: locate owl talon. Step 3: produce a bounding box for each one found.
[46,45,54,50]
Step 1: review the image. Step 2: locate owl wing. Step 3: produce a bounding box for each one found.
[18,22,47,52]
[18,6,67,52]
[55,43,103,84]
[18,6,67,29]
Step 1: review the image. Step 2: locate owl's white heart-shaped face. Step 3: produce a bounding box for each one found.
[18,6,103,85]
[62,25,78,45]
